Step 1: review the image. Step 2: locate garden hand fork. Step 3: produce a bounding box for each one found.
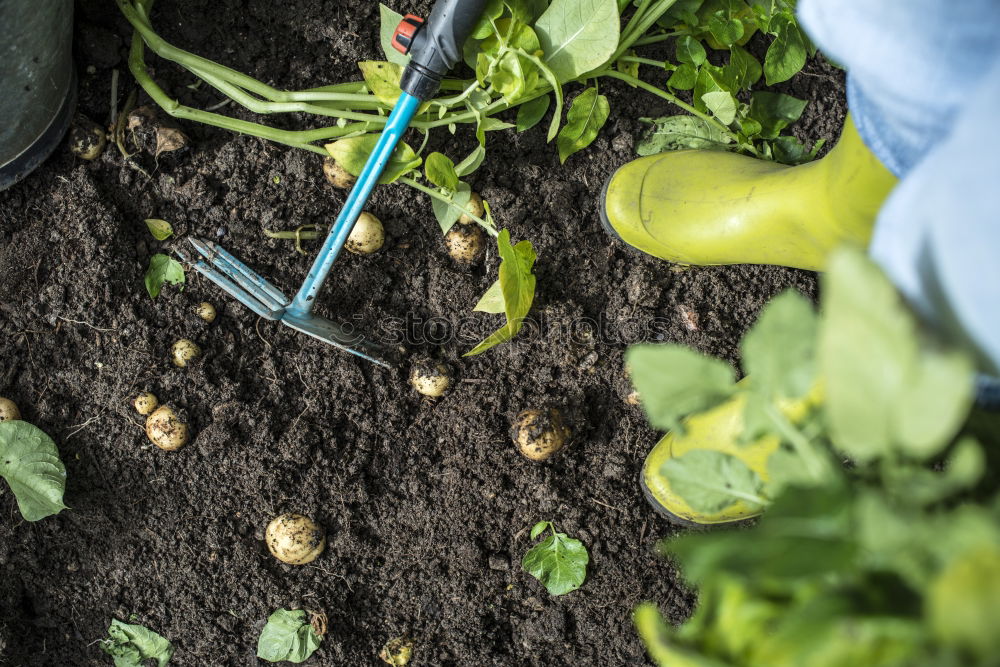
[179,0,487,367]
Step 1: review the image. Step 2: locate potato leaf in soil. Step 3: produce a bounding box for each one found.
[522,521,589,596]
[378,3,409,67]
[144,218,173,240]
[144,253,185,299]
[534,0,620,82]
[0,420,67,522]
[100,619,173,667]
[636,116,732,155]
[257,609,323,664]
[557,87,610,163]
[324,135,421,185]
[466,230,537,356]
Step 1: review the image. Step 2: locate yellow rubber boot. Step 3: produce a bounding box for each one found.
[601,115,897,271]
[641,386,820,526]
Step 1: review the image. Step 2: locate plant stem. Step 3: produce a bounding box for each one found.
[633,30,684,47]
[618,55,669,68]
[765,404,829,483]
[600,70,734,138]
[399,177,499,237]
[614,0,680,61]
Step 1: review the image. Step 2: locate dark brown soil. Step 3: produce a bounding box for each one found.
[0,1,844,665]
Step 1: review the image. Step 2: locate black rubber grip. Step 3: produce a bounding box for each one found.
[400,0,489,100]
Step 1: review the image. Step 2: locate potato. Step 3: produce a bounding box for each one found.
[145,405,189,451]
[379,637,414,666]
[265,513,326,565]
[0,397,21,422]
[346,212,384,255]
[323,157,357,189]
[511,408,570,461]
[409,359,451,398]
[458,191,485,226]
[68,115,106,161]
[133,392,159,416]
[172,339,201,367]
[195,302,216,323]
[445,223,484,264]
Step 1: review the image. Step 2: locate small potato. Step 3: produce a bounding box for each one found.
[0,397,21,422]
[379,637,414,666]
[172,339,201,367]
[195,302,217,323]
[145,405,189,451]
[68,115,106,160]
[458,191,485,226]
[346,212,384,255]
[409,359,451,398]
[133,392,159,416]
[445,224,484,264]
[323,157,357,189]
[266,513,326,565]
[511,408,570,462]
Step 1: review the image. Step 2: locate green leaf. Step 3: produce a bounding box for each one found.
[466,230,537,356]
[819,249,917,462]
[708,12,745,46]
[748,91,807,139]
[101,619,174,667]
[455,144,486,177]
[635,603,731,667]
[741,289,817,400]
[534,0,620,82]
[764,11,807,85]
[257,609,323,664]
[516,94,551,132]
[661,449,766,514]
[483,20,542,102]
[0,421,67,521]
[530,520,551,540]
[693,64,727,112]
[724,45,762,90]
[424,152,459,191]
[471,0,504,40]
[675,35,707,66]
[431,181,472,234]
[625,345,736,431]
[507,0,547,24]
[701,91,737,125]
[636,115,733,155]
[928,547,1000,658]
[521,523,588,595]
[893,348,974,459]
[556,87,609,163]
[667,63,698,91]
[144,218,173,241]
[144,253,185,299]
[358,60,404,106]
[769,135,814,165]
[513,48,564,142]
[378,4,410,67]
[473,279,505,314]
[324,135,421,184]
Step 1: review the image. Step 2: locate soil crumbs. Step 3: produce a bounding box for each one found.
[0,1,843,665]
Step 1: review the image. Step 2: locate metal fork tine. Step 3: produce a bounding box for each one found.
[187,238,289,311]
[178,248,283,320]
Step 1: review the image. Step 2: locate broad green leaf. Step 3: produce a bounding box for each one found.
[101,619,173,667]
[507,0,547,23]
[819,249,917,462]
[516,94,551,132]
[724,45,762,90]
[928,547,1000,658]
[473,279,505,314]
[893,348,973,459]
[764,11,806,85]
[636,116,732,155]
[424,152,459,191]
[708,12,744,46]
[466,230,537,355]
[662,449,766,514]
[615,50,640,84]
[667,63,698,91]
[741,289,817,400]
[675,35,707,66]
[358,61,404,105]
[324,135,421,184]
[770,135,815,165]
[521,523,588,595]
[144,218,173,241]
[144,253,185,299]
[257,609,323,664]
[378,4,410,67]
[530,520,550,540]
[455,144,486,177]
[635,603,733,667]
[626,345,736,431]
[556,87,609,163]
[471,0,504,40]
[693,64,727,112]
[0,421,67,521]
[534,0,620,82]
[431,181,472,234]
[701,91,737,125]
[748,91,807,139]
[483,20,542,101]
[513,48,564,142]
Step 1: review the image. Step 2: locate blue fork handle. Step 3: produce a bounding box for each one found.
[286,92,422,317]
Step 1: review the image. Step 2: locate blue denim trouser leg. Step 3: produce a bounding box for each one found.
[798,0,1000,404]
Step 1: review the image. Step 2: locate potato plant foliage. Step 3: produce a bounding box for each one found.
[119,0,815,353]
[0,420,67,522]
[628,249,1000,666]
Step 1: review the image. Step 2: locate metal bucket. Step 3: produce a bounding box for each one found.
[0,0,76,191]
